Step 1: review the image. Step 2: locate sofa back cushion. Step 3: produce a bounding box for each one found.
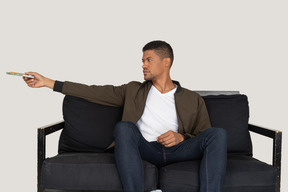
[58,95,123,153]
[202,94,252,155]
[59,93,252,155]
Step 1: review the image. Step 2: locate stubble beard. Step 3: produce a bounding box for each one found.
[144,72,154,81]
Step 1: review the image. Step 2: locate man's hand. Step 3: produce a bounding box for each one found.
[157,130,184,147]
[23,72,55,89]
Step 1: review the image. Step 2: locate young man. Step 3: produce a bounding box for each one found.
[24,40,227,192]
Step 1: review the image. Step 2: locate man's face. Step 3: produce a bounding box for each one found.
[142,50,166,81]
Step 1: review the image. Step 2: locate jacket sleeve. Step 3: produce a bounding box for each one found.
[53,80,126,107]
[184,96,211,139]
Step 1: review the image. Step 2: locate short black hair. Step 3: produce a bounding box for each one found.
[142,40,174,66]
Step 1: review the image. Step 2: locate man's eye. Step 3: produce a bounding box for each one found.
[148,59,152,62]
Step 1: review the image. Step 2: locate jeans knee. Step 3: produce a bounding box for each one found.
[213,127,227,146]
[215,127,227,138]
[113,121,138,140]
[205,127,227,146]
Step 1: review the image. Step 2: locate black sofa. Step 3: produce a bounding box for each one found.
[38,91,282,192]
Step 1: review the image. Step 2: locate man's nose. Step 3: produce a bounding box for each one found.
[142,62,147,69]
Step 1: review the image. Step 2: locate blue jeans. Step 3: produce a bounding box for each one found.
[113,121,227,192]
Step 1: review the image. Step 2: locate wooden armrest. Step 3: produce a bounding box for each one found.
[38,120,65,136]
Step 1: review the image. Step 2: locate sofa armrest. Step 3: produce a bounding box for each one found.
[39,120,64,136]
[248,124,282,192]
[37,120,64,192]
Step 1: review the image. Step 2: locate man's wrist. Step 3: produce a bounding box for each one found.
[179,133,185,142]
[183,133,191,140]
[44,78,55,89]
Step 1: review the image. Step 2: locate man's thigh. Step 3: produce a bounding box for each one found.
[164,130,210,165]
[138,139,166,168]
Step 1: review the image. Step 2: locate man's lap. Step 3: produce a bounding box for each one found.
[114,121,225,168]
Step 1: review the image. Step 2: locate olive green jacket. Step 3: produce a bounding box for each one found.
[54,80,211,139]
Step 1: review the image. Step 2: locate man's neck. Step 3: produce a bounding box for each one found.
[152,78,176,94]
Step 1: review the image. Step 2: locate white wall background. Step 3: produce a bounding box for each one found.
[1,1,287,191]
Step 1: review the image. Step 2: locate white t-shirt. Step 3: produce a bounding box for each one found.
[136,85,178,142]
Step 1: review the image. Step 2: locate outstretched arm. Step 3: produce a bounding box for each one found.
[23,72,127,107]
[23,72,55,89]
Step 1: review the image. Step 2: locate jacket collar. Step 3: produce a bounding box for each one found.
[145,80,182,93]
[172,80,182,93]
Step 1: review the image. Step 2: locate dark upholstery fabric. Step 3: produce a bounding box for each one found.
[159,155,277,192]
[58,96,123,153]
[202,94,252,155]
[43,94,276,192]
[42,153,158,191]
[59,94,251,155]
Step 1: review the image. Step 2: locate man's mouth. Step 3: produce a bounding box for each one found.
[143,70,150,75]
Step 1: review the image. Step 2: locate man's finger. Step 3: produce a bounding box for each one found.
[26,72,42,80]
[160,137,175,146]
[158,133,176,145]
[158,131,173,140]
[157,135,171,143]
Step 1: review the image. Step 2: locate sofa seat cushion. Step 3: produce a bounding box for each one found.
[42,153,158,191]
[159,155,277,192]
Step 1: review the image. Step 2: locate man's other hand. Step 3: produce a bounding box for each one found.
[157,130,184,147]
[23,72,55,89]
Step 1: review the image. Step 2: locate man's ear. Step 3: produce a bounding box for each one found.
[164,58,172,68]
